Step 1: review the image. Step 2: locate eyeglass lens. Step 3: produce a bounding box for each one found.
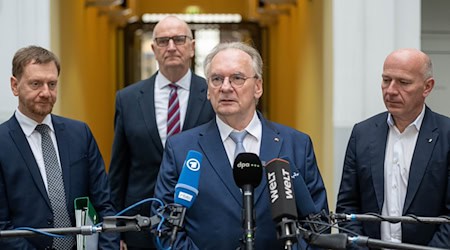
[210,74,254,87]
[155,35,189,47]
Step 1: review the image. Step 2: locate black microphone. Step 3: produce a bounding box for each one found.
[265,158,298,250]
[170,150,203,247]
[288,163,316,217]
[233,152,263,250]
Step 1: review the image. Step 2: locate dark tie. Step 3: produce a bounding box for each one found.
[167,83,181,137]
[229,130,248,159]
[35,124,74,249]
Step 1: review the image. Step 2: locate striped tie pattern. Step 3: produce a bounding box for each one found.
[167,83,181,136]
[35,124,74,249]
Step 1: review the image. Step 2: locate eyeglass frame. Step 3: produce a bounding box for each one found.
[153,35,192,47]
[208,74,259,88]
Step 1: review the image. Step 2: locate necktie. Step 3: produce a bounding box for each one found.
[35,124,74,249]
[229,130,248,159]
[167,83,181,137]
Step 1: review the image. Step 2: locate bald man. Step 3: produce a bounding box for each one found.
[108,16,214,249]
[336,48,450,248]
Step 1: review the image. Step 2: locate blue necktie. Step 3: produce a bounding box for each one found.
[229,130,248,159]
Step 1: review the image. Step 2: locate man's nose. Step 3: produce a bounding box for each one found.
[39,84,51,96]
[385,81,399,94]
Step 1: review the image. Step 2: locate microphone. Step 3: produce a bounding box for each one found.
[265,158,298,250]
[233,152,263,250]
[287,163,316,218]
[170,150,203,246]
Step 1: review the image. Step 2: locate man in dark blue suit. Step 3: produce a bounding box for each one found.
[336,48,450,248]
[108,16,214,249]
[154,42,329,249]
[0,46,119,249]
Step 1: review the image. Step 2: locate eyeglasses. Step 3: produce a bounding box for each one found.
[154,35,192,47]
[209,74,258,88]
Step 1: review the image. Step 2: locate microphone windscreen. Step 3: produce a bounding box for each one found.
[233,153,263,188]
[290,165,317,217]
[174,150,202,208]
[265,158,298,221]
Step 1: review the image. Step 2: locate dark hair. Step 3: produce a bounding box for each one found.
[12,45,60,79]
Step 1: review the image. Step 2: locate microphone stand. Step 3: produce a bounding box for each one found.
[0,214,158,239]
[167,204,187,248]
[297,227,449,250]
[240,185,256,250]
[0,205,186,240]
[293,212,450,250]
[348,235,449,250]
[275,218,298,250]
[331,213,450,225]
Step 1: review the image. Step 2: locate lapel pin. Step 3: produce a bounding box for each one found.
[274,137,280,142]
[428,138,433,143]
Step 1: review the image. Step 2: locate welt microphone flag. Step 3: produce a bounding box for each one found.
[174,150,202,208]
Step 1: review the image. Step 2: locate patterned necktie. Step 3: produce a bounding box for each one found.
[167,83,181,137]
[229,130,248,159]
[35,124,74,249]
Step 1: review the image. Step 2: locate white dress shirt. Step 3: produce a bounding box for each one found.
[155,70,191,147]
[381,105,425,243]
[216,112,262,167]
[15,109,61,193]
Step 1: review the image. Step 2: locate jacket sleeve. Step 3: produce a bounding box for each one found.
[336,127,369,250]
[152,139,200,250]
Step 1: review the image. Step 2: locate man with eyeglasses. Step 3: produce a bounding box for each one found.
[153,42,329,249]
[109,15,214,250]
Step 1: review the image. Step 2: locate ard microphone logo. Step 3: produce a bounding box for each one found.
[186,158,201,171]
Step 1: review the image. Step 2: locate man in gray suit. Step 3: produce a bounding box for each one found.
[108,16,214,249]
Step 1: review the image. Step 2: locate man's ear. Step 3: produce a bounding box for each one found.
[254,78,263,100]
[11,76,19,96]
[423,77,434,97]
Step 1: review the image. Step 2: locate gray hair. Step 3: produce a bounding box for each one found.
[423,55,433,80]
[203,42,263,79]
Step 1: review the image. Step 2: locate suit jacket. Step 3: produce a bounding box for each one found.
[0,114,119,249]
[336,107,450,248]
[153,113,329,250]
[108,72,215,248]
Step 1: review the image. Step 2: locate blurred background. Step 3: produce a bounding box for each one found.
[1,0,449,210]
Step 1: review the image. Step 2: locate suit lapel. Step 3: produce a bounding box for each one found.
[403,108,438,212]
[198,120,243,206]
[183,74,208,130]
[52,116,72,206]
[138,75,164,152]
[8,117,52,210]
[257,116,282,204]
[370,114,389,211]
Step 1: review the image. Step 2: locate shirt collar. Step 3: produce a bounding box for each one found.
[387,105,425,131]
[15,109,54,136]
[217,112,261,142]
[156,70,191,91]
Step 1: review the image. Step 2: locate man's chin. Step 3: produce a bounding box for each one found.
[217,106,239,116]
[33,107,52,117]
[164,58,183,66]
